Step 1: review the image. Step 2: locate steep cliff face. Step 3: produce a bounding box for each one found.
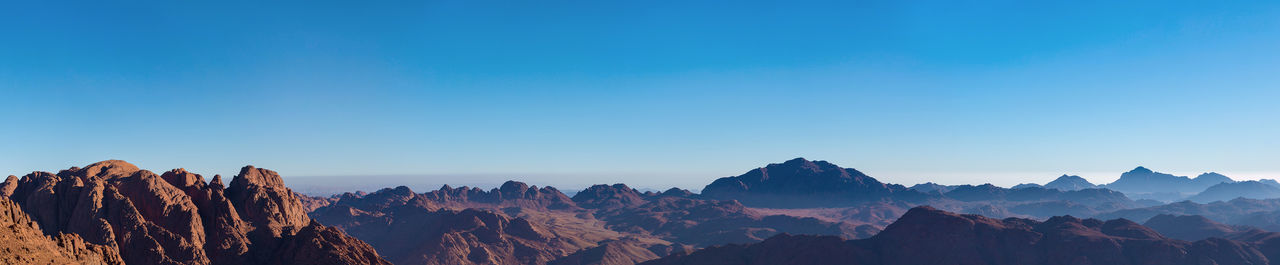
[3,160,390,265]
[0,196,124,265]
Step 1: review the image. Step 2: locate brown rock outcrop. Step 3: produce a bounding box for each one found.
[0,196,123,265]
[314,198,596,265]
[0,175,17,197]
[3,160,391,265]
[225,166,312,238]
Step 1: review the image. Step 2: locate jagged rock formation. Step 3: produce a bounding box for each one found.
[0,196,124,265]
[1188,181,1280,203]
[572,184,649,209]
[643,206,1280,265]
[3,160,390,265]
[312,191,598,265]
[296,192,337,212]
[396,181,579,210]
[315,180,878,264]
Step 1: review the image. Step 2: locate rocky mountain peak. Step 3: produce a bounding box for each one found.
[226,165,312,237]
[1128,166,1154,174]
[1193,172,1233,184]
[161,168,207,190]
[572,183,646,209]
[701,158,899,207]
[1044,175,1096,191]
[58,159,141,181]
[229,166,287,190]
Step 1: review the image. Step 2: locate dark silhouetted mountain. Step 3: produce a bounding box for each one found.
[4,160,390,265]
[1010,183,1042,189]
[1187,181,1280,203]
[642,206,1279,265]
[1044,175,1096,191]
[701,158,924,207]
[909,182,957,193]
[1104,167,1232,197]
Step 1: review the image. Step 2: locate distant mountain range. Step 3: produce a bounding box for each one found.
[643,206,1280,265]
[1103,167,1234,199]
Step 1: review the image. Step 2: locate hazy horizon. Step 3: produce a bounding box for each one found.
[5,1,1279,188]
[6,158,1278,196]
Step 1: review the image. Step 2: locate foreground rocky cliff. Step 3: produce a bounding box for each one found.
[1,160,390,265]
[0,196,123,264]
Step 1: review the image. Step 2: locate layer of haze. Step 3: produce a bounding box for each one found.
[3,1,1279,192]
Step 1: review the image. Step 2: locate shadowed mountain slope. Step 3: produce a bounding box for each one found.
[643,206,1280,265]
[1188,181,1280,203]
[1142,214,1243,241]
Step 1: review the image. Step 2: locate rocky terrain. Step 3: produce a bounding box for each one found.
[0,195,123,265]
[2,160,389,265]
[11,158,1280,265]
[643,206,1280,265]
[309,180,877,264]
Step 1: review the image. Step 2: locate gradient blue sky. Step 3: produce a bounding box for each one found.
[3,0,1279,191]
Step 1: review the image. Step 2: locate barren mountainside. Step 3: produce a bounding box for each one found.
[2,160,390,265]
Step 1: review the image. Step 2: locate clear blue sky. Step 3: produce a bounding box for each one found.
[3,0,1279,190]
